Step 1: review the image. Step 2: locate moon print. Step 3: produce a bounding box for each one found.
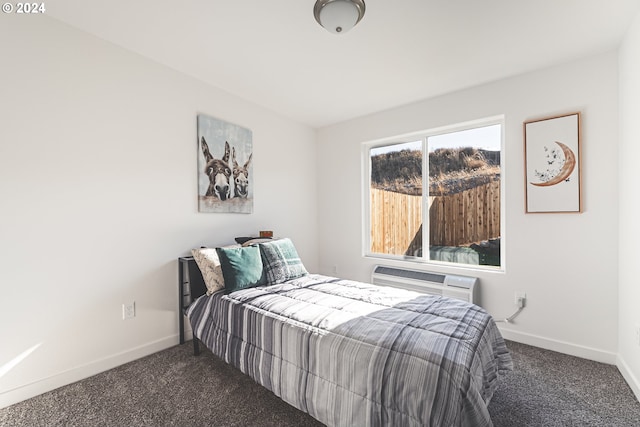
[531,141,576,187]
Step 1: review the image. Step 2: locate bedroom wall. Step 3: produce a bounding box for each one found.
[618,12,640,400]
[0,16,318,407]
[316,52,620,364]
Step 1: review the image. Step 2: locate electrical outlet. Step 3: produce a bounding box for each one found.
[635,323,640,347]
[122,302,136,320]
[515,292,526,308]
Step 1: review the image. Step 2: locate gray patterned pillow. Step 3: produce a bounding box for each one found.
[258,238,308,285]
[191,246,239,295]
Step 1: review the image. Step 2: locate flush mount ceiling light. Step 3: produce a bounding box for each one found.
[314,0,366,34]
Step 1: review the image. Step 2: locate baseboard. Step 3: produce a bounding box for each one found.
[498,327,618,365]
[617,355,640,402]
[0,334,178,409]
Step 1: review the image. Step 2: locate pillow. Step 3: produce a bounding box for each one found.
[216,245,266,292]
[191,247,229,295]
[258,238,308,285]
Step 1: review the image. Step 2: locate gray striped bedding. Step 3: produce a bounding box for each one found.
[187,273,512,427]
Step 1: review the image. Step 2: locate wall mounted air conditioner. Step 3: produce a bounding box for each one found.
[371,265,479,305]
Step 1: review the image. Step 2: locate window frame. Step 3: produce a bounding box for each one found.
[362,116,506,272]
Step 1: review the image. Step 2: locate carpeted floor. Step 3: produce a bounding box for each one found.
[1,340,638,426]
[489,341,639,426]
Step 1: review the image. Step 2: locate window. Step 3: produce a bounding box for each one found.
[364,118,503,269]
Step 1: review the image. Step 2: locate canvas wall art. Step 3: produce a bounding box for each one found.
[524,112,582,213]
[197,114,253,213]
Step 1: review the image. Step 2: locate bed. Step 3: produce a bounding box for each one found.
[180,239,512,427]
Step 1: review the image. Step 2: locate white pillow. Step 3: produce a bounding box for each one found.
[191,245,239,295]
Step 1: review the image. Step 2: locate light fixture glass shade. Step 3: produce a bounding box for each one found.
[314,0,365,34]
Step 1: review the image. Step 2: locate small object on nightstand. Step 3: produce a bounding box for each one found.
[260,230,273,238]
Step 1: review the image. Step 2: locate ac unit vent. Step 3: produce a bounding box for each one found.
[373,266,445,284]
[371,265,479,305]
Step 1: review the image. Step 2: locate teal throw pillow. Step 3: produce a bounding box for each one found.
[216,245,266,292]
[258,238,308,285]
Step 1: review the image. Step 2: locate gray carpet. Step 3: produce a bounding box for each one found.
[1,340,638,426]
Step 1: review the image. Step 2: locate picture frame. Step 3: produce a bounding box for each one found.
[524,112,582,213]
[197,114,253,213]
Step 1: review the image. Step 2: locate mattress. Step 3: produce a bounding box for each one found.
[187,273,512,426]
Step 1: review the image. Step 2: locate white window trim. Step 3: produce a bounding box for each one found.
[362,115,506,272]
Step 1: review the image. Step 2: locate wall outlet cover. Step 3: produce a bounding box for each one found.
[122,302,136,320]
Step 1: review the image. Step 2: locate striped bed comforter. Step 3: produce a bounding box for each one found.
[187,274,512,427]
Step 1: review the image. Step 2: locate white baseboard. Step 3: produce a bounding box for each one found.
[617,355,640,403]
[0,334,179,409]
[498,327,618,365]
[3,327,634,410]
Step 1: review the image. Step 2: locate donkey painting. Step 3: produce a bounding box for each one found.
[231,147,252,198]
[201,137,232,201]
[197,113,253,213]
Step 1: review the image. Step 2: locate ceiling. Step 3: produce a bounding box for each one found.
[47,1,640,129]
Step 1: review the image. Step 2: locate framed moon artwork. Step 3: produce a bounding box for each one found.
[524,112,582,213]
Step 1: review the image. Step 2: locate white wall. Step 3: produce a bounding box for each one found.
[0,16,318,407]
[618,12,640,400]
[317,52,620,364]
